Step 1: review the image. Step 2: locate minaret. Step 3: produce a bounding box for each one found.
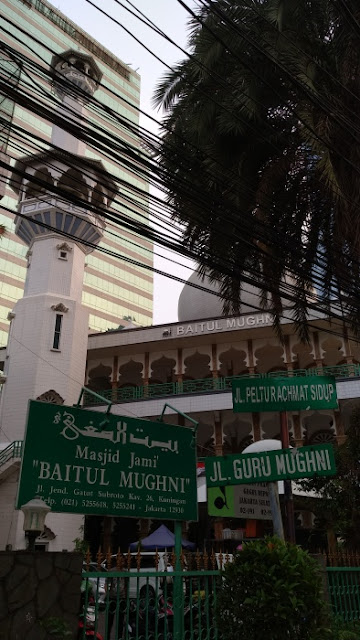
[0,50,116,550]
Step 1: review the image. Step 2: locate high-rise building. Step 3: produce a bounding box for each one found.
[0,0,153,348]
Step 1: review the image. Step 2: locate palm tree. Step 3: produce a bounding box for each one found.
[154,0,360,338]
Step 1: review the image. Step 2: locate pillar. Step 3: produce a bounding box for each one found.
[334,410,347,446]
[176,348,183,391]
[252,413,261,442]
[292,414,304,447]
[143,351,149,397]
[313,332,324,369]
[214,411,223,456]
[247,339,256,375]
[111,355,118,401]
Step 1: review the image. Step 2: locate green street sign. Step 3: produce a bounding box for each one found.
[17,401,198,521]
[208,483,272,520]
[232,376,338,413]
[205,443,336,487]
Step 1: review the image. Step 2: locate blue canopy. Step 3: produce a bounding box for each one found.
[129,524,195,551]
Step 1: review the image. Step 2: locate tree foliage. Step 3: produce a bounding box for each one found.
[216,537,326,640]
[300,406,360,550]
[155,0,360,338]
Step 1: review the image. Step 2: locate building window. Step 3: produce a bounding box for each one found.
[52,314,63,350]
[59,250,68,260]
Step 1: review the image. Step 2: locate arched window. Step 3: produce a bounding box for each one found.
[58,168,89,201]
[26,167,54,199]
[91,182,106,210]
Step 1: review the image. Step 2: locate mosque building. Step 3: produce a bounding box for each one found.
[82,272,360,547]
[0,17,359,551]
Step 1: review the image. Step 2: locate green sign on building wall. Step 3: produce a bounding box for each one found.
[232,376,338,413]
[17,401,198,521]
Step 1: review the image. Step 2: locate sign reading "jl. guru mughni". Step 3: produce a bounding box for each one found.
[205,443,336,487]
[232,376,338,413]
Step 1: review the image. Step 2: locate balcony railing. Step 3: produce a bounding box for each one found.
[0,440,23,470]
[83,363,360,407]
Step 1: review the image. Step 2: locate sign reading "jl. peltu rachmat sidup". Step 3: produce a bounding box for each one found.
[205,443,336,487]
[232,375,338,413]
[17,401,198,521]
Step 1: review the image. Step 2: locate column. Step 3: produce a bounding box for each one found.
[292,414,304,447]
[211,344,219,389]
[111,355,118,402]
[247,339,256,375]
[213,411,223,541]
[334,410,347,445]
[252,413,261,442]
[214,411,223,456]
[143,351,149,398]
[138,519,150,539]
[313,332,324,369]
[176,348,183,392]
[284,336,294,373]
[343,329,355,375]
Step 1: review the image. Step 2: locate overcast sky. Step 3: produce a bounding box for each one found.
[54,0,197,325]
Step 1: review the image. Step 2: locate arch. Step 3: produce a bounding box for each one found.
[26,167,54,199]
[57,168,89,200]
[254,343,285,374]
[118,360,143,387]
[223,417,253,454]
[87,363,112,392]
[183,351,211,380]
[197,421,215,457]
[218,347,247,377]
[291,340,315,369]
[303,412,335,444]
[320,336,344,366]
[308,430,336,445]
[36,389,64,405]
[74,59,86,74]
[149,355,176,384]
[91,182,106,210]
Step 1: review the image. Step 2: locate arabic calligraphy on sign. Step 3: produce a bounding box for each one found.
[53,410,179,453]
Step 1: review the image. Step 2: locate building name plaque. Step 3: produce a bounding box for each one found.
[176,313,273,337]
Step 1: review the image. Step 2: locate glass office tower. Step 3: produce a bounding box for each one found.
[0,0,153,346]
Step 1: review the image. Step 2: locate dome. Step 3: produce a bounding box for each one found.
[177,272,265,322]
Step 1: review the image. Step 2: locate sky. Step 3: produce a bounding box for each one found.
[54,0,197,325]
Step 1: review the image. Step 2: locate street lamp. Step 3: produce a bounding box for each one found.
[21,496,51,551]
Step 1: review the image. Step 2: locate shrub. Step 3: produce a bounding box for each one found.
[216,537,327,640]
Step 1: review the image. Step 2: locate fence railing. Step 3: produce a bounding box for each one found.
[84,363,360,406]
[0,440,23,470]
[81,550,227,640]
[327,567,360,622]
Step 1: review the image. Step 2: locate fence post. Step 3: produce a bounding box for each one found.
[173,521,184,640]
[311,554,330,603]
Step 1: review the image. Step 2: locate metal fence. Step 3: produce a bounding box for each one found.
[81,550,225,640]
[327,567,360,622]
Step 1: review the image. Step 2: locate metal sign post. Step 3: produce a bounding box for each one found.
[281,411,296,543]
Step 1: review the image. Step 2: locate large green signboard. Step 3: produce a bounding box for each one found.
[17,401,198,521]
[205,443,336,488]
[232,376,338,413]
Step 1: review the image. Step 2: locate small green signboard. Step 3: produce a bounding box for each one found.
[17,401,198,521]
[205,443,336,488]
[208,484,272,520]
[232,376,338,413]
